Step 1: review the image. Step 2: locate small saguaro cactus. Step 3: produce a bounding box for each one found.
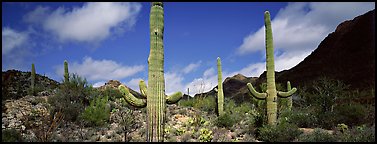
[246,11,297,125]
[118,2,183,142]
[64,60,69,83]
[286,81,293,111]
[31,63,36,96]
[214,57,224,116]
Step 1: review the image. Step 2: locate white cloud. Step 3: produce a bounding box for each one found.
[182,61,201,74]
[165,72,185,95]
[93,81,106,88]
[2,27,28,55]
[237,2,374,72]
[25,2,142,43]
[124,78,147,92]
[55,56,144,81]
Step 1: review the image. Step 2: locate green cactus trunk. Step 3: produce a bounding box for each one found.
[64,60,69,83]
[31,63,35,96]
[118,2,183,142]
[217,57,224,116]
[286,81,292,111]
[246,11,297,125]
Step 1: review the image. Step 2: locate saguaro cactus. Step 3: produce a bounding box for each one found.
[286,81,293,111]
[64,60,69,82]
[31,63,35,96]
[118,2,183,142]
[215,57,224,116]
[246,11,297,125]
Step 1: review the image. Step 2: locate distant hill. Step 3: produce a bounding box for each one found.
[197,9,375,104]
[2,69,60,100]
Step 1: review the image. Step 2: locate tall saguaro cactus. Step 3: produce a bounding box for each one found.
[64,60,69,83]
[216,57,224,116]
[118,2,183,142]
[31,63,35,96]
[246,11,297,125]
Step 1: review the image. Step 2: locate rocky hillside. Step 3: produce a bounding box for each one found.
[2,70,60,101]
[275,9,375,90]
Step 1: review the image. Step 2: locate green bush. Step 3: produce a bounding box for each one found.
[80,95,110,127]
[298,128,336,142]
[48,73,100,122]
[215,112,237,128]
[334,103,368,127]
[199,128,213,142]
[257,122,302,142]
[2,128,23,142]
[101,87,123,102]
[194,96,217,114]
[335,124,375,142]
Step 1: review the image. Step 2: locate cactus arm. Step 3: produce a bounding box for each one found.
[166,92,183,104]
[247,83,267,99]
[139,80,147,98]
[119,85,147,108]
[277,87,297,97]
[286,81,293,110]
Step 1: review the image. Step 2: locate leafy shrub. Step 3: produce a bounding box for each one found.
[199,128,213,142]
[335,124,375,142]
[80,95,110,127]
[2,128,23,142]
[101,87,123,102]
[179,95,216,114]
[334,103,368,127]
[257,122,302,142]
[48,73,100,122]
[298,128,336,142]
[281,107,317,128]
[215,112,237,128]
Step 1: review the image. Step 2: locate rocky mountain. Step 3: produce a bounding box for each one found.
[275,9,375,91]
[2,69,60,101]
[197,9,375,104]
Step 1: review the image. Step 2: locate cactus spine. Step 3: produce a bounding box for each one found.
[31,63,35,96]
[64,60,69,82]
[217,57,224,116]
[246,11,297,125]
[118,2,183,142]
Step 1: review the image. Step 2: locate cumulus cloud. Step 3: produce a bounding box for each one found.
[124,78,147,92]
[2,27,33,71]
[182,61,201,74]
[93,81,106,88]
[55,56,144,81]
[24,2,142,43]
[237,2,375,74]
[238,2,374,54]
[2,27,29,55]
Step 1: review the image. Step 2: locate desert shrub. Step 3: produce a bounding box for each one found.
[2,128,23,142]
[298,128,336,142]
[334,103,368,127]
[280,107,317,128]
[257,122,302,142]
[178,99,196,107]
[48,73,100,122]
[215,112,237,128]
[193,96,217,114]
[296,77,350,129]
[199,128,213,142]
[335,124,375,142]
[101,87,123,102]
[80,95,110,127]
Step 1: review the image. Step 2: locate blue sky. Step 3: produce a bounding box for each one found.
[2,2,375,95]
